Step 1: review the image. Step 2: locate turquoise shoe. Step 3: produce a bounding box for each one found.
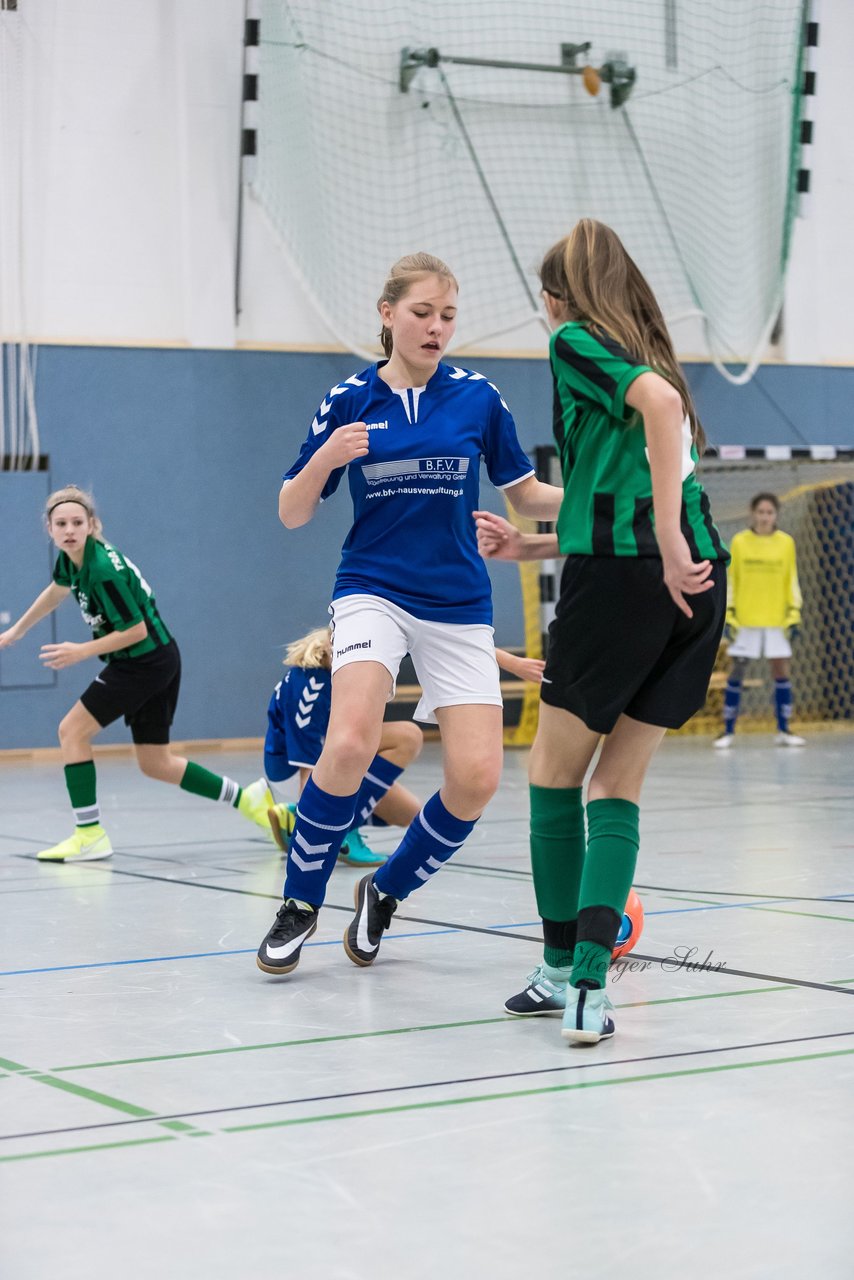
[268,802,297,853]
[338,828,387,866]
[561,986,616,1045]
[504,966,567,1016]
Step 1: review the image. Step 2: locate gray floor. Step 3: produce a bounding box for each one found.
[2,733,853,1280]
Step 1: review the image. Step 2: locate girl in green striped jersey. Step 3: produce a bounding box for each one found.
[0,485,273,862]
[476,220,728,1045]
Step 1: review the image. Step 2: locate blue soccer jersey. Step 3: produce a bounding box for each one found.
[283,362,534,623]
[264,667,332,780]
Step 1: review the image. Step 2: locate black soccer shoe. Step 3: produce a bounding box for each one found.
[343,874,398,967]
[504,966,568,1016]
[256,899,319,975]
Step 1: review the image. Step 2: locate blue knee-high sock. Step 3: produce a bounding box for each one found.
[373,791,476,900]
[724,676,742,735]
[349,755,403,832]
[283,776,357,907]
[774,678,793,732]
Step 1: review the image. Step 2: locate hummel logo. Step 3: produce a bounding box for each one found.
[366,420,389,431]
[335,640,371,657]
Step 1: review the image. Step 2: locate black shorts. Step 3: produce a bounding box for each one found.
[541,557,726,734]
[80,641,181,745]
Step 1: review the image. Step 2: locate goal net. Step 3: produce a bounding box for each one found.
[523,450,854,740]
[252,0,806,379]
[687,453,854,735]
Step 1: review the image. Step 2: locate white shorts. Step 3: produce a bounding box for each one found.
[329,594,502,725]
[727,626,792,660]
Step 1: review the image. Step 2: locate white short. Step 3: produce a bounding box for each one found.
[329,593,502,725]
[727,626,792,660]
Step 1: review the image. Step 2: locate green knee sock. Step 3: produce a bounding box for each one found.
[530,784,585,970]
[571,798,640,989]
[65,761,100,827]
[180,762,242,807]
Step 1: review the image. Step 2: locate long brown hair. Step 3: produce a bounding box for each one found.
[540,219,705,454]
[376,252,458,358]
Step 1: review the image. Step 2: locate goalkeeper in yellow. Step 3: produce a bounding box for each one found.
[715,492,804,747]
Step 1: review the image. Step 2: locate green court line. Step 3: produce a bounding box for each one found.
[0,1057,31,1073]
[746,905,854,924]
[656,892,854,925]
[49,1017,510,1073]
[221,1045,854,1136]
[5,1064,210,1139]
[47,974,851,1075]
[30,1073,162,1118]
[6,1043,853,1165]
[0,1134,177,1164]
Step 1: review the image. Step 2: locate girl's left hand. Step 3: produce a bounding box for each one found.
[511,657,546,684]
[40,642,86,670]
[658,531,714,618]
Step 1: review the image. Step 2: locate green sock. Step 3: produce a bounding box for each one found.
[65,761,100,827]
[571,798,640,989]
[530,784,585,969]
[180,762,242,807]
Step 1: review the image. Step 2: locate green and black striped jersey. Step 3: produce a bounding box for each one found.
[53,538,172,662]
[550,322,728,562]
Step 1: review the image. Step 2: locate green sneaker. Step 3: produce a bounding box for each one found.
[268,802,297,853]
[338,828,387,866]
[37,824,113,863]
[238,778,275,837]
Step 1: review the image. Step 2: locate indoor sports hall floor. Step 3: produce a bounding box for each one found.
[2,734,853,1279]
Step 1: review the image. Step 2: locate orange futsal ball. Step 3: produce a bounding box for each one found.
[612,889,644,959]
[582,64,602,97]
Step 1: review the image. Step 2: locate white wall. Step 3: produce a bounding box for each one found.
[0,0,850,363]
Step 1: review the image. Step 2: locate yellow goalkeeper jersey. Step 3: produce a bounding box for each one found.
[726,529,802,629]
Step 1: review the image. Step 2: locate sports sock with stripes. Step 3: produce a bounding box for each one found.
[283,775,357,907]
[774,678,793,732]
[180,761,243,806]
[723,675,742,735]
[530,784,585,969]
[65,761,100,827]
[348,754,404,832]
[373,791,476,900]
[571,798,639,989]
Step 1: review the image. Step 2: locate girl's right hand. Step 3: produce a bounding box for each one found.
[320,422,370,468]
[0,627,20,649]
[658,531,714,618]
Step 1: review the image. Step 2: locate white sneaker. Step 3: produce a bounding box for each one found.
[713,733,734,749]
[775,732,806,747]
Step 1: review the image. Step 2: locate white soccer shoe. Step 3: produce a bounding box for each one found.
[713,733,734,749]
[775,732,806,747]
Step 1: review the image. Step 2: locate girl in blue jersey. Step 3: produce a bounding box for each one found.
[257,252,562,976]
[263,625,546,866]
[263,626,424,866]
[476,221,727,1045]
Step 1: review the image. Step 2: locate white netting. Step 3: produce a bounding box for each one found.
[531,452,854,738]
[253,0,804,379]
[690,456,854,733]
